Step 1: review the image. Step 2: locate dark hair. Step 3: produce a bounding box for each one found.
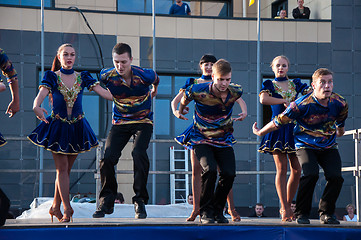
[291,200,296,204]
[51,43,74,72]
[115,192,124,203]
[255,203,264,207]
[212,59,231,75]
[199,54,217,65]
[112,43,132,58]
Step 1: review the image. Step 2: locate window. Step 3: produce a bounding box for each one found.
[117,0,232,17]
[155,74,198,138]
[0,0,53,7]
[271,0,288,18]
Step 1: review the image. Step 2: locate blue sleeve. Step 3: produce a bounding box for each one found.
[81,71,98,90]
[100,68,110,85]
[180,78,195,91]
[169,5,174,14]
[293,78,310,95]
[132,66,159,86]
[335,97,348,128]
[273,101,301,127]
[184,84,194,101]
[259,79,274,96]
[40,71,57,91]
[185,3,191,13]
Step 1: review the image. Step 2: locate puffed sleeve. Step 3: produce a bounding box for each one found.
[230,83,243,99]
[179,78,195,92]
[0,49,17,81]
[184,84,194,101]
[259,79,275,96]
[293,78,311,95]
[81,71,99,91]
[40,70,57,92]
[335,94,348,128]
[132,66,159,86]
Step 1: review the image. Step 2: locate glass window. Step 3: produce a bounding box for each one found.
[118,0,171,14]
[117,0,231,17]
[155,99,170,135]
[157,75,172,95]
[0,0,53,7]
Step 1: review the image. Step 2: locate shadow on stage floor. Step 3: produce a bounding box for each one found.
[2,217,361,240]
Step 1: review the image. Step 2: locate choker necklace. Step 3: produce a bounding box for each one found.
[201,75,212,80]
[274,77,288,82]
[60,68,74,75]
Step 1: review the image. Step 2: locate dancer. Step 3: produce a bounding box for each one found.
[178,59,246,224]
[258,55,309,222]
[172,54,246,222]
[0,48,20,226]
[0,48,20,146]
[92,43,159,219]
[253,68,348,224]
[28,43,112,223]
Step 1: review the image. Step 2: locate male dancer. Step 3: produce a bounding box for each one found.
[177,59,246,224]
[253,68,348,224]
[93,43,159,219]
[0,48,20,226]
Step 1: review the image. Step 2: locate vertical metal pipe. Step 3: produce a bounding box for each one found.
[151,0,157,204]
[355,131,360,222]
[39,0,45,198]
[256,0,261,203]
[243,0,246,17]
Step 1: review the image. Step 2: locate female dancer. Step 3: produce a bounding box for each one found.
[258,55,309,222]
[28,44,112,223]
[172,54,247,222]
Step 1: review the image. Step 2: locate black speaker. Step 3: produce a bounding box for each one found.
[0,188,10,226]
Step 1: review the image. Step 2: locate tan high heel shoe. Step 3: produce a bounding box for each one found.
[49,207,63,223]
[280,209,292,222]
[60,208,74,223]
[186,210,200,222]
[228,208,241,222]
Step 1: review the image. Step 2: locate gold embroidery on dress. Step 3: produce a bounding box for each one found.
[273,80,296,103]
[56,71,82,108]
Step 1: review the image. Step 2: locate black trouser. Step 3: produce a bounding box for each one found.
[98,123,153,209]
[194,144,236,217]
[295,148,344,217]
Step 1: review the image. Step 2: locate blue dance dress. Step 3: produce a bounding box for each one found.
[174,75,211,148]
[258,77,310,154]
[28,68,99,155]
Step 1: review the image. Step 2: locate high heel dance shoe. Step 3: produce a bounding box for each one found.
[228,208,241,222]
[49,207,63,223]
[60,208,74,223]
[280,209,292,222]
[186,210,200,222]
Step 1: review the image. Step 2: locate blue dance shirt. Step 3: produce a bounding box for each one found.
[169,3,191,15]
[0,48,17,82]
[273,92,348,150]
[184,82,243,147]
[101,66,159,125]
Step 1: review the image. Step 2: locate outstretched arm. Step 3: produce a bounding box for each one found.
[177,95,191,121]
[6,78,20,117]
[32,87,50,124]
[171,91,189,118]
[92,84,113,101]
[252,121,279,137]
[233,97,247,121]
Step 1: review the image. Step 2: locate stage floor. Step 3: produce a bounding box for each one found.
[2,217,361,240]
[3,217,361,228]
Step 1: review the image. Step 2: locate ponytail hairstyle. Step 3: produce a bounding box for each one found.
[51,43,74,71]
[49,43,74,105]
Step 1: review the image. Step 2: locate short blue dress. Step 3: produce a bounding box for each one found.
[258,77,309,154]
[174,75,211,149]
[28,68,99,155]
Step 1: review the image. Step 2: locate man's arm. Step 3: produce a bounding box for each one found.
[252,121,279,137]
[336,126,345,137]
[177,95,191,120]
[6,77,20,117]
[233,97,247,121]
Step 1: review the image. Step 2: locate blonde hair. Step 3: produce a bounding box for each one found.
[270,55,290,68]
[346,204,355,211]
